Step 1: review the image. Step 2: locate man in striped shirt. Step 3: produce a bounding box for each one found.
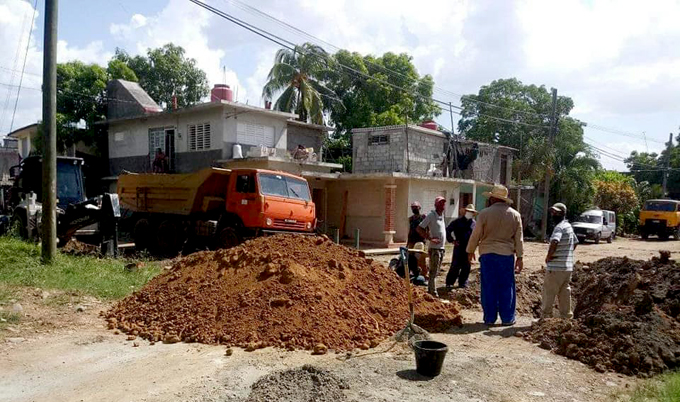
[543,203,578,319]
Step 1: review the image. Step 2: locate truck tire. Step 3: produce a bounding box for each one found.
[11,210,28,239]
[594,233,601,244]
[156,220,183,256]
[217,227,241,250]
[674,227,680,241]
[133,218,152,251]
[659,232,670,241]
[641,232,648,240]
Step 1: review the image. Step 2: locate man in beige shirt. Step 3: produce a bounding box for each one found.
[466,184,524,325]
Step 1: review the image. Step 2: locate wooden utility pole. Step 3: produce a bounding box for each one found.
[449,102,455,136]
[41,0,58,264]
[540,88,558,241]
[662,132,673,197]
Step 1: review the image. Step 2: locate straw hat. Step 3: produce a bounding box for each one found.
[483,184,513,204]
[407,242,426,253]
[464,204,477,213]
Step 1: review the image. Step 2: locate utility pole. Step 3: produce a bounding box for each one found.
[41,0,58,264]
[448,102,455,136]
[540,88,558,241]
[662,132,673,197]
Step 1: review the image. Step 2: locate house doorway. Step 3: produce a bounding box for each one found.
[312,188,326,233]
[149,127,176,172]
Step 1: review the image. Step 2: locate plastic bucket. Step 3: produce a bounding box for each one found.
[413,340,448,377]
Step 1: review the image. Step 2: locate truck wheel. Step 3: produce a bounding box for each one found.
[217,227,241,249]
[594,233,601,244]
[659,232,670,241]
[673,227,680,241]
[157,220,183,256]
[133,219,151,250]
[641,232,648,240]
[11,211,28,239]
[606,234,613,243]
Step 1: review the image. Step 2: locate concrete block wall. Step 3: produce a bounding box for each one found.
[405,129,445,175]
[352,129,406,173]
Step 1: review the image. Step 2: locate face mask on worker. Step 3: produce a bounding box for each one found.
[465,212,474,220]
[551,214,565,224]
[411,207,420,215]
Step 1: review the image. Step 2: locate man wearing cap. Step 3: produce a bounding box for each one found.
[445,204,477,289]
[407,201,428,279]
[466,184,523,325]
[417,196,447,296]
[543,202,578,319]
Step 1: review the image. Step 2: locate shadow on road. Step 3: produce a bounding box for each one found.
[396,369,436,382]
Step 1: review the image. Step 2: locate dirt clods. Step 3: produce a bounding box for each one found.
[525,255,680,377]
[245,365,349,402]
[105,235,462,352]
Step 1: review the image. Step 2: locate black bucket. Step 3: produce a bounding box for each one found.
[413,340,448,377]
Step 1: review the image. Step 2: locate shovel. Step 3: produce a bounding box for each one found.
[395,250,430,345]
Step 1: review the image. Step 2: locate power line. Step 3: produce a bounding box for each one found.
[583,123,665,144]
[192,0,550,132]
[0,65,42,78]
[10,0,39,133]
[1,5,31,133]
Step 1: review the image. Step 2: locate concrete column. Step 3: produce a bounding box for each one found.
[452,184,461,218]
[472,182,477,209]
[383,183,397,245]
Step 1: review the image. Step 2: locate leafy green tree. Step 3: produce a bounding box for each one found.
[262,43,337,124]
[106,59,138,82]
[324,50,440,137]
[112,44,209,110]
[626,132,680,198]
[459,78,600,218]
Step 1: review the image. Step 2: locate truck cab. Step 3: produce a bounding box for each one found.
[639,199,680,240]
[572,209,616,244]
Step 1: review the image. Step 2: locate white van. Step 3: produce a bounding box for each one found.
[572,209,616,244]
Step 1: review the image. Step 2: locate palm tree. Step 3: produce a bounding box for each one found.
[262,43,337,125]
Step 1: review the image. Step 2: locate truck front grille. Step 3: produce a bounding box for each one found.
[273,219,306,231]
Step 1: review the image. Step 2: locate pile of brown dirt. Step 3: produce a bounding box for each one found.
[62,239,100,256]
[104,234,462,352]
[442,271,543,318]
[525,254,680,376]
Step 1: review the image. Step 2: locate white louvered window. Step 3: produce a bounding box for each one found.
[188,122,211,151]
[236,122,275,147]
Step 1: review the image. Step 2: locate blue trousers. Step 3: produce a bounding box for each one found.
[480,253,516,324]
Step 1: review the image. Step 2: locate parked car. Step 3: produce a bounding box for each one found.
[638,199,680,240]
[572,209,616,244]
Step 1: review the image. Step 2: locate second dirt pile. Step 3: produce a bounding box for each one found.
[526,254,680,377]
[105,235,462,352]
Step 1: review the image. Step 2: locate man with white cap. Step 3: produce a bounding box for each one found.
[417,196,447,296]
[445,204,477,289]
[466,184,523,325]
[543,202,578,319]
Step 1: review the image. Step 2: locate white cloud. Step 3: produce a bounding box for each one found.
[0,0,42,135]
[110,0,243,101]
[57,40,112,64]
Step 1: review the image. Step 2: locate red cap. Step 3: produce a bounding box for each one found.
[434,196,446,205]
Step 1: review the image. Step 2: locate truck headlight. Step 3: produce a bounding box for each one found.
[266,218,273,226]
[306,222,312,229]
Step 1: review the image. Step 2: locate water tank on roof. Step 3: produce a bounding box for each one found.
[420,120,439,131]
[211,84,233,102]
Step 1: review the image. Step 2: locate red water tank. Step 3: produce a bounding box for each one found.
[420,120,438,131]
[211,84,233,102]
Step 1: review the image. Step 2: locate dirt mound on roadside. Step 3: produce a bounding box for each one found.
[62,239,100,256]
[104,235,462,352]
[245,365,348,402]
[525,254,680,377]
[442,271,543,318]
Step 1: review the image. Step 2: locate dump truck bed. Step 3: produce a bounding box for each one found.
[117,168,232,216]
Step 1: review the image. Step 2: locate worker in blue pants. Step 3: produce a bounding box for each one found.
[466,185,524,326]
[479,254,517,324]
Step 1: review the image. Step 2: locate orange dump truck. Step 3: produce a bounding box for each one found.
[117,168,316,253]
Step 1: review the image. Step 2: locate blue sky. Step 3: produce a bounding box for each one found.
[1,0,679,171]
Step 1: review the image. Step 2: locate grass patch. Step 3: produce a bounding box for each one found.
[622,371,680,402]
[0,237,161,300]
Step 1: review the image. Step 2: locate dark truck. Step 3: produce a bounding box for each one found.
[1,156,120,251]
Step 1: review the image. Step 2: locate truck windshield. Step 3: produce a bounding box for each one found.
[643,201,677,212]
[259,173,311,201]
[56,162,84,205]
[576,215,602,224]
